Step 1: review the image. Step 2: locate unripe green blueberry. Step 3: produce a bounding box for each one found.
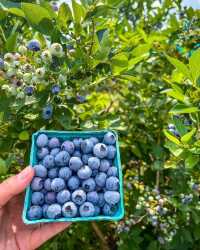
[6,68,16,77]
[50,43,63,57]
[148,196,154,201]
[3,62,10,71]
[41,50,52,63]
[16,70,23,78]
[12,60,20,69]
[58,74,66,83]
[136,204,141,210]
[18,45,27,54]
[17,91,25,99]
[23,63,32,72]
[4,53,14,62]
[23,73,32,82]
[9,86,17,96]
[36,67,45,78]
[1,84,10,91]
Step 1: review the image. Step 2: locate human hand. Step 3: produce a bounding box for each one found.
[0,166,70,250]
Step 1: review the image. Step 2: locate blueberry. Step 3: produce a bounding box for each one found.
[0,58,4,69]
[104,191,120,205]
[107,145,116,160]
[48,168,58,178]
[44,178,52,191]
[25,86,34,96]
[87,191,99,205]
[103,132,116,145]
[99,159,110,172]
[102,203,117,216]
[33,164,47,178]
[81,139,93,154]
[31,177,44,191]
[50,148,60,156]
[43,155,55,169]
[46,204,62,219]
[27,39,41,51]
[45,192,56,204]
[82,178,96,192]
[59,167,72,181]
[93,143,108,158]
[42,204,49,218]
[61,140,75,154]
[42,104,53,120]
[106,176,119,191]
[72,189,86,205]
[76,94,86,103]
[41,188,48,195]
[51,178,66,192]
[51,84,60,95]
[82,154,92,164]
[36,134,48,148]
[69,156,83,171]
[73,138,83,149]
[67,176,80,190]
[31,192,44,205]
[37,147,49,160]
[91,169,99,177]
[79,202,95,217]
[57,190,71,204]
[94,206,100,216]
[107,166,118,177]
[77,165,92,179]
[73,150,82,158]
[48,137,60,148]
[88,157,100,170]
[27,205,42,220]
[95,172,107,188]
[98,193,105,207]
[62,202,77,217]
[89,137,99,145]
[55,151,70,166]
[168,124,175,129]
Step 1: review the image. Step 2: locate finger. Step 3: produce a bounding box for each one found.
[0,166,34,207]
[31,222,70,249]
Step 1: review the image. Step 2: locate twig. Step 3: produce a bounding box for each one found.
[91,222,110,250]
[89,19,95,56]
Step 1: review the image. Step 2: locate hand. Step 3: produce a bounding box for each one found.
[0,166,70,250]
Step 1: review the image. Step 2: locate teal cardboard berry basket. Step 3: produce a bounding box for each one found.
[22,130,125,224]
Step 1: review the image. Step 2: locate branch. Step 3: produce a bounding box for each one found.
[91,222,110,250]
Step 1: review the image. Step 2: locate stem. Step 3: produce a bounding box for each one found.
[0,26,6,43]
[91,222,110,250]
[156,170,160,190]
[89,19,95,56]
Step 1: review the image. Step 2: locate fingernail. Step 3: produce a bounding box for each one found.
[17,166,32,180]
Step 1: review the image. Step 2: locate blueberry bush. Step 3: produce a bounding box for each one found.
[0,0,200,249]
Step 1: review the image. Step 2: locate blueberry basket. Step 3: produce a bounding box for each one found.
[22,130,124,224]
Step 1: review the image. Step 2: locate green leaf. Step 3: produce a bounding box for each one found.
[128,54,147,71]
[131,44,151,57]
[58,3,72,29]
[7,8,25,17]
[185,153,199,168]
[18,131,29,141]
[173,116,188,136]
[166,55,191,79]
[162,88,185,102]
[72,0,86,23]
[181,128,196,143]
[165,141,183,156]
[189,49,200,84]
[163,129,181,145]
[169,104,199,114]
[6,32,17,52]
[111,53,128,74]
[0,157,7,175]
[21,3,53,35]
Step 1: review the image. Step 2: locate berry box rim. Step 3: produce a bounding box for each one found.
[22,129,125,224]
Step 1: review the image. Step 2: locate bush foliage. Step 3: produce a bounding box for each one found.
[0,0,200,249]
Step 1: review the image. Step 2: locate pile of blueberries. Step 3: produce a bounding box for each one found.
[27,131,121,220]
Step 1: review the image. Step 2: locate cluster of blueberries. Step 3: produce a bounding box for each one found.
[27,131,121,220]
[168,124,180,137]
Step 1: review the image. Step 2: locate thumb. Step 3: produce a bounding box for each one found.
[0,166,34,207]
